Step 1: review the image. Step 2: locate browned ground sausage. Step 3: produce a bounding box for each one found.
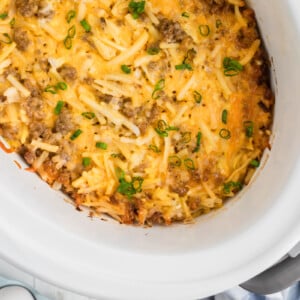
[158,18,187,43]
[13,28,30,51]
[57,65,78,82]
[55,108,75,134]
[22,97,45,120]
[15,0,39,17]
[202,0,227,13]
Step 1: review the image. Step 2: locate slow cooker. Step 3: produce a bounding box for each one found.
[0,0,300,299]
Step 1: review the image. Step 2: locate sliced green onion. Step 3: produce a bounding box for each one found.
[194,91,202,104]
[82,157,91,167]
[64,36,73,49]
[111,153,123,159]
[192,132,202,153]
[9,18,15,27]
[0,33,12,44]
[184,158,195,170]
[56,82,68,91]
[80,19,91,32]
[222,109,228,124]
[70,129,83,141]
[121,64,131,74]
[216,19,222,28]
[152,79,165,99]
[155,119,179,137]
[0,13,8,20]
[219,128,231,140]
[181,12,190,18]
[250,159,260,168]
[183,48,196,64]
[155,120,169,137]
[67,25,76,38]
[180,132,191,144]
[199,24,210,36]
[149,145,161,153]
[152,79,166,100]
[54,101,65,115]
[44,85,57,94]
[128,0,145,19]
[66,10,76,23]
[96,142,108,150]
[168,155,181,167]
[223,57,243,76]
[223,181,243,194]
[82,112,95,119]
[244,121,254,137]
[175,63,192,71]
[147,47,160,55]
[116,168,144,198]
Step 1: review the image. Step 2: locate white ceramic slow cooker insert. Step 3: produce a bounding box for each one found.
[0,1,300,299]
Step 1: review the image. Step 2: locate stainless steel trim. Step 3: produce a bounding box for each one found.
[241,255,300,295]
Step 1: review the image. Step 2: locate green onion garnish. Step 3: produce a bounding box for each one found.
[44,85,58,94]
[216,19,222,28]
[192,132,202,153]
[223,181,243,194]
[250,159,260,168]
[56,82,68,91]
[175,63,192,71]
[70,129,83,141]
[244,121,254,137]
[0,13,8,20]
[82,157,91,167]
[121,64,131,74]
[152,79,165,99]
[168,155,182,167]
[223,57,243,77]
[64,36,73,49]
[149,145,161,153]
[194,91,202,104]
[184,158,195,170]
[66,10,76,23]
[82,112,95,119]
[0,33,12,44]
[147,47,160,55]
[80,19,91,32]
[96,142,108,150]
[199,24,210,36]
[181,132,191,144]
[54,101,65,115]
[181,12,190,18]
[219,128,231,140]
[68,25,76,38]
[9,18,15,27]
[222,109,228,124]
[128,0,145,19]
[155,120,179,137]
[116,168,143,198]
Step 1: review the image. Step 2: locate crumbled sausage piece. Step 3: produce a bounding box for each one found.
[13,28,30,51]
[55,108,75,134]
[22,97,45,120]
[15,0,39,17]
[24,150,36,165]
[171,185,189,197]
[57,65,78,82]
[158,18,187,43]
[202,0,227,13]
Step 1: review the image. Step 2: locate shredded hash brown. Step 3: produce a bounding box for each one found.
[0,0,274,225]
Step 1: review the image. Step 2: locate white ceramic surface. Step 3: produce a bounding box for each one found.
[1,1,300,299]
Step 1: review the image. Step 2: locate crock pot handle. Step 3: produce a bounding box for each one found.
[240,254,300,295]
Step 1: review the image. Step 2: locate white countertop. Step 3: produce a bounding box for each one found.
[0,258,97,300]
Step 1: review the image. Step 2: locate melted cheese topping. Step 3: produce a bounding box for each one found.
[0,0,274,225]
